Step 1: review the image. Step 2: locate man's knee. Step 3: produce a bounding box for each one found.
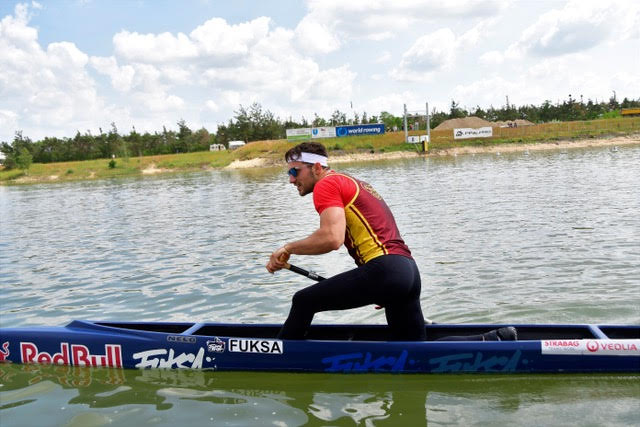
[291,288,314,308]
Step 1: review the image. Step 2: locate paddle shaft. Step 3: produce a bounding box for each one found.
[284,262,326,281]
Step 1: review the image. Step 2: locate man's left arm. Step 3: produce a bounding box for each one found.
[266,207,345,273]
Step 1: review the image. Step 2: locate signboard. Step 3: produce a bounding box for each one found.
[287,124,385,141]
[408,135,429,144]
[453,127,493,139]
[312,127,336,138]
[336,124,385,137]
[286,128,312,141]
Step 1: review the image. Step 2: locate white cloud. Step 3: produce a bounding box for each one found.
[205,100,219,112]
[90,56,135,91]
[451,76,521,108]
[303,0,508,41]
[191,16,271,61]
[0,2,105,139]
[389,16,497,82]
[479,50,504,65]
[510,0,640,57]
[294,15,340,54]
[390,28,456,81]
[113,31,198,63]
[0,109,19,135]
[112,17,272,65]
[374,50,392,64]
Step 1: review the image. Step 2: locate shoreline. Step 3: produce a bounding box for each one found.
[4,133,638,183]
[225,133,640,169]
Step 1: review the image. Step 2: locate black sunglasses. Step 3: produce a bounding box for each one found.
[287,167,301,177]
[287,164,312,177]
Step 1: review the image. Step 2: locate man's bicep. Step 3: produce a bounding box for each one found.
[319,207,346,244]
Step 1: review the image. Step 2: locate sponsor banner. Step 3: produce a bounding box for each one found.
[228,338,283,354]
[133,347,205,369]
[454,127,493,139]
[312,127,336,138]
[207,337,225,353]
[20,342,123,367]
[336,124,385,137]
[407,135,429,144]
[0,341,10,362]
[541,339,640,356]
[286,128,311,141]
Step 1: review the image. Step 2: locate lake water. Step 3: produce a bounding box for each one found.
[1,144,639,425]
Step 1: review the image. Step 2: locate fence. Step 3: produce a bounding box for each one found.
[420,117,640,147]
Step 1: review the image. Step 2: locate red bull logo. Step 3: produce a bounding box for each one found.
[20,342,123,367]
[0,342,9,362]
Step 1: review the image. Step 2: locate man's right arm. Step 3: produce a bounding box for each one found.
[266,207,345,273]
[286,206,345,255]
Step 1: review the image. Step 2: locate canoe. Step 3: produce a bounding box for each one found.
[1,321,638,373]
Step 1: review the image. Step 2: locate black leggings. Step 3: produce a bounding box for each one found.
[278,255,426,341]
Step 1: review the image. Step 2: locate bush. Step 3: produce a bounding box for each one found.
[108,159,116,169]
[15,148,33,171]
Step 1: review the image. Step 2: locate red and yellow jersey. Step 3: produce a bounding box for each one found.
[313,171,412,265]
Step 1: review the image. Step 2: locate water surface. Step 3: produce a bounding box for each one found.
[1,144,639,425]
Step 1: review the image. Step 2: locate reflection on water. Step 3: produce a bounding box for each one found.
[1,364,639,426]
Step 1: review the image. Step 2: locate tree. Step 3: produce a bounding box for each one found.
[15,147,32,172]
[448,100,467,119]
[312,114,327,127]
[1,132,34,169]
[174,119,193,153]
[379,111,402,130]
[330,110,347,125]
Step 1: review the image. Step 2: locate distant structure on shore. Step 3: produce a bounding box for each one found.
[434,117,493,130]
[434,117,536,130]
[493,119,536,128]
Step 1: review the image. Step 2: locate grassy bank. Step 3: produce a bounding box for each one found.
[2,117,639,185]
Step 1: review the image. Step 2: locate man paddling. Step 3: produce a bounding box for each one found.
[267,142,516,342]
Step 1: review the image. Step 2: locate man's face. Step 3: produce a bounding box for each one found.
[287,161,315,196]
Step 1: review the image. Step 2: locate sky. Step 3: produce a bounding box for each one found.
[0,0,639,142]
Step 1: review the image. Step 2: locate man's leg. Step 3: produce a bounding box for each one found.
[277,266,376,339]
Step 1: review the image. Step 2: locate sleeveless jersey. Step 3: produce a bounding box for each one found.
[313,171,412,265]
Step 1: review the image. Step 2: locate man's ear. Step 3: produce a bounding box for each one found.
[311,162,322,176]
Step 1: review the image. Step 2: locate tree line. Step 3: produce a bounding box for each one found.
[2,95,638,169]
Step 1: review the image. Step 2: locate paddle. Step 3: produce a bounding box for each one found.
[283,262,435,324]
[284,262,326,281]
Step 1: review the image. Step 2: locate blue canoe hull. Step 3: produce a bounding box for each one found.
[1,321,639,373]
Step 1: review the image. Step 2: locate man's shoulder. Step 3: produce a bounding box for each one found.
[318,171,358,189]
[324,171,357,183]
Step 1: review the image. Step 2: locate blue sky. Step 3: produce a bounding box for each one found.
[1,0,638,142]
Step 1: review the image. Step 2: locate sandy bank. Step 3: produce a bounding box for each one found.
[226,134,639,169]
[142,163,170,174]
[432,133,639,157]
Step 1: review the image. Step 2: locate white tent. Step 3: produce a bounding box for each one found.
[228,140,245,150]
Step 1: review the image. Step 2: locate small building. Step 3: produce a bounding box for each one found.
[493,119,536,128]
[621,108,640,117]
[228,140,246,150]
[434,117,494,130]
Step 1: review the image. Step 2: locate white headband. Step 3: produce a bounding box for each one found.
[291,152,328,167]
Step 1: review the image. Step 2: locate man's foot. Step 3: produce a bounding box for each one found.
[496,326,517,341]
[482,326,518,341]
